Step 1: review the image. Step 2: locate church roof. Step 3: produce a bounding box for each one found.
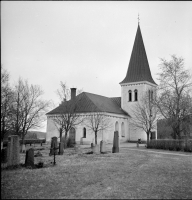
[47,92,128,116]
[120,24,157,85]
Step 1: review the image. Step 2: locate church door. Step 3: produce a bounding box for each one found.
[69,128,76,144]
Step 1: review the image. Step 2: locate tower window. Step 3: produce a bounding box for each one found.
[83,127,86,138]
[151,91,153,101]
[128,90,132,102]
[134,89,138,101]
[148,90,151,101]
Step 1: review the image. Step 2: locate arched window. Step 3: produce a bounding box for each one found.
[83,127,86,138]
[121,122,125,137]
[115,121,119,132]
[134,89,138,101]
[128,90,132,102]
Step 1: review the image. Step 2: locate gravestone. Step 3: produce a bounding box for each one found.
[58,142,64,155]
[25,148,35,168]
[100,140,106,153]
[49,137,58,156]
[7,135,20,166]
[1,148,8,163]
[93,144,99,154]
[112,131,119,153]
[80,137,83,145]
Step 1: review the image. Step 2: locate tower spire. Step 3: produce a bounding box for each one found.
[120,23,157,85]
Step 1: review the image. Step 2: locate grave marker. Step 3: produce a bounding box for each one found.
[58,142,64,155]
[93,144,99,154]
[112,131,119,153]
[100,140,106,153]
[49,137,58,156]
[7,135,20,166]
[25,148,35,168]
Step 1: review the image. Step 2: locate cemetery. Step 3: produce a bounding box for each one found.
[1,133,192,199]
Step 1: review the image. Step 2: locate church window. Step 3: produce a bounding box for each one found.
[83,127,86,138]
[134,89,138,101]
[128,90,132,102]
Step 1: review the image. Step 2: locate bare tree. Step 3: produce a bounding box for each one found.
[1,66,14,148]
[53,100,84,147]
[155,55,192,139]
[84,113,112,145]
[11,78,51,152]
[53,82,84,147]
[56,81,83,103]
[130,91,159,143]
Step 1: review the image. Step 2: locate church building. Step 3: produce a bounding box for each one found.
[46,22,157,144]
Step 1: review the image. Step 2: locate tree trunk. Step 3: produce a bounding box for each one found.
[64,131,68,149]
[59,128,62,143]
[1,140,3,150]
[95,131,97,145]
[147,132,150,147]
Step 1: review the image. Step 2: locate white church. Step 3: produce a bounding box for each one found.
[46,23,157,144]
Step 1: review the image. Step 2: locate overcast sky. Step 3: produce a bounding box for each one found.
[1,1,192,131]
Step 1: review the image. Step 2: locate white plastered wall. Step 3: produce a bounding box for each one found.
[121,81,157,141]
[46,112,129,144]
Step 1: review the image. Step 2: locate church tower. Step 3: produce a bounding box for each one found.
[120,22,157,141]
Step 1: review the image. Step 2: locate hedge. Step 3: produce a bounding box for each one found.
[147,139,192,152]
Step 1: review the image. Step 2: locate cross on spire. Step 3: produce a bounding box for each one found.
[138,13,140,24]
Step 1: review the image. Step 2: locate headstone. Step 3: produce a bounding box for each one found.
[1,147,8,163]
[25,148,35,168]
[7,135,20,166]
[58,142,64,155]
[112,131,119,153]
[100,140,106,153]
[93,144,99,154]
[80,137,83,145]
[49,137,58,156]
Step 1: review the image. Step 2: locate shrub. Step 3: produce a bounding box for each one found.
[147,139,192,152]
[61,136,75,148]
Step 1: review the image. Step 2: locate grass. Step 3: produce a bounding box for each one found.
[1,143,192,199]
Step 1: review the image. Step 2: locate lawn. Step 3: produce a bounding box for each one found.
[1,143,192,199]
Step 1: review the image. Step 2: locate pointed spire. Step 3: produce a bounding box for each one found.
[120,24,157,85]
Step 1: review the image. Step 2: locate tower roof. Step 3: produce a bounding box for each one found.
[120,24,157,85]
